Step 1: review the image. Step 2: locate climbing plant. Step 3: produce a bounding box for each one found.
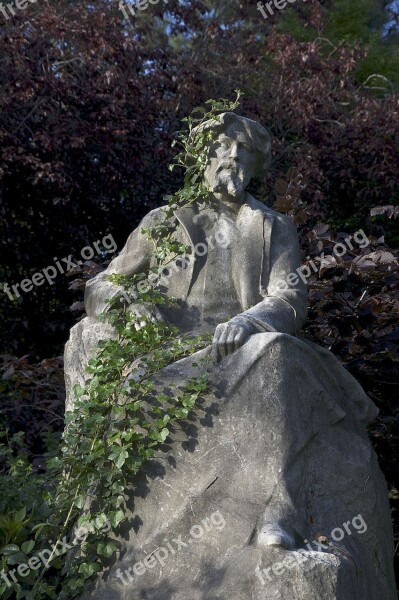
[1,91,243,599]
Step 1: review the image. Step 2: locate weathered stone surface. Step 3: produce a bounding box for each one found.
[79,338,396,600]
[64,112,397,599]
[64,316,116,412]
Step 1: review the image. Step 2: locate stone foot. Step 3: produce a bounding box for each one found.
[257,524,295,549]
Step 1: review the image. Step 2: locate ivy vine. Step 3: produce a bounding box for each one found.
[2,90,243,599]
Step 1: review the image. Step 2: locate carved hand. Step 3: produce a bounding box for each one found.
[212,317,254,363]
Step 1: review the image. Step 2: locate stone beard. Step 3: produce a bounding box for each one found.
[211,159,247,197]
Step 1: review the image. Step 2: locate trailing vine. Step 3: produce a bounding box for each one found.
[2,91,243,599]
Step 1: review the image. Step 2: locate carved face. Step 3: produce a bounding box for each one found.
[203,126,255,200]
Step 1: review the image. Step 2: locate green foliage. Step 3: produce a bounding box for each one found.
[49,93,242,596]
[1,0,398,358]
[0,92,241,598]
[354,35,399,88]
[0,432,52,517]
[142,89,243,264]
[0,432,58,599]
[277,7,318,42]
[324,0,388,43]
[49,318,211,596]
[277,0,399,90]
[323,0,399,89]
[0,0,398,587]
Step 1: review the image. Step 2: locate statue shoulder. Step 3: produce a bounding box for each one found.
[143,205,168,221]
[134,205,171,230]
[246,195,295,227]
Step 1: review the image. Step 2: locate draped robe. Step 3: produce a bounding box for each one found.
[64,194,396,600]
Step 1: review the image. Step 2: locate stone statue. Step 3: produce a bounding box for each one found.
[64,112,396,599]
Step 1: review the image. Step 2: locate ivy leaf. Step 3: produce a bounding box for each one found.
[1,544,20,555]
[114,449,129,469]
[78,561,102,577]
[182,394,197,408]
[14,507,26,522]
[21,540,35,554]
[108,510,125,528]
[7,551,27,565]
[96,541,117,558]
[74,494,87,509]
[94,513,108,530]
[158,428,169,442]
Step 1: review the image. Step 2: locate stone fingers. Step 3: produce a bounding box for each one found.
[212,323,226,364]
[225,326,242,356]
[212,323,247,363]
[234,328,248,351]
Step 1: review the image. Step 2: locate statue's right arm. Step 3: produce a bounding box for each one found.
[84,210,160,319]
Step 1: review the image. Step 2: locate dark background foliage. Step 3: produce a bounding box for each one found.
[0,0,398,590]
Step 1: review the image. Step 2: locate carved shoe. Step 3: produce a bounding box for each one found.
[257,524,295,549]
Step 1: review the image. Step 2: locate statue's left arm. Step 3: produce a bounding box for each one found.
[239,214,308,335]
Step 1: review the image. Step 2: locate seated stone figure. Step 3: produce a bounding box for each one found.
[64,113,396,600]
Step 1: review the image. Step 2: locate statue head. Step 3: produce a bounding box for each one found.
[193,112,271,201]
